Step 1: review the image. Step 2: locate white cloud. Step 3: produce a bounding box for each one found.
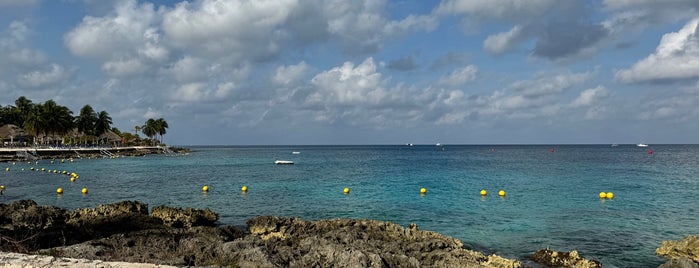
[273,61,309,86]
[511,71,592,97]
[571,86,609,108]
[437,65,478,88]
[8,48,46,66]
[484,25,527,55]
[603,0,699,10]
[307,57,384,107]
[102,58,148,77]
[65,0,162,59]
[17,64,72,88]
[162,0,296,60]
[321,0,436,53]
[616,18,699,83]
[435,0,556,19]
[171,82,237,103]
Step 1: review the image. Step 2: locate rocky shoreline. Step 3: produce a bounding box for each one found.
[0,200,695,267]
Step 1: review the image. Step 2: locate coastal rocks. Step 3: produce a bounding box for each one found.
[0,200,67,231]
[657,235,699,267]
[530,249,601,268]
[42,226,244,266]
[150,205,218,228]
[243,216,522,267]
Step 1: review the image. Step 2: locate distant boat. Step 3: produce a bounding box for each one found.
[274,160,294,165]
[292,151,301,155]
[637,143,649,147]
[611,144,619,147]
[436,143,442,146]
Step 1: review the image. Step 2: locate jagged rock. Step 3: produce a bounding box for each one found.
[658,257,699,268]
[0,200,67,231]
[657,235,699,268]
[244,216,522,267]
[150,205,218,228]
[530,249,601,268]
[41,226,244,266]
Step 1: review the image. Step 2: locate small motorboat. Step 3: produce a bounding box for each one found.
[637,143,648,147]
[274,160,294,165]
[292,151,301,154]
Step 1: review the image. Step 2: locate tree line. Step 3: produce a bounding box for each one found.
[0,96,168,146]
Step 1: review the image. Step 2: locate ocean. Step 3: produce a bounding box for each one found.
[1,145,697,267]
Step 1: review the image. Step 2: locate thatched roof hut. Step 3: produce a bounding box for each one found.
[0,124,27,143]
[99,130,122,145]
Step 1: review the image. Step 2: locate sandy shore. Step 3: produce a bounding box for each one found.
[0,252,175,268]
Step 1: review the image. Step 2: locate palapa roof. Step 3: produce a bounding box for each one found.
[99,130,122,142]
[0,124,27,139]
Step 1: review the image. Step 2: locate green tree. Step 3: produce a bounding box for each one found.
[154,118,168,144]
[95,110,112,137]
[40,100,74,144]
[142,118,157,145]
[75,105,97,136]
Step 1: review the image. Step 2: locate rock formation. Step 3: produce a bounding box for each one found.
[657,235,699,268]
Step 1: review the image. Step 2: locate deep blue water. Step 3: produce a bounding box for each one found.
[1,145,698,267]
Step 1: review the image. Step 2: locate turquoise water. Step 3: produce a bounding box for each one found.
[1,145,698,267]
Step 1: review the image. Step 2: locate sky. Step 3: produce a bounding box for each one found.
[1,0,699,145]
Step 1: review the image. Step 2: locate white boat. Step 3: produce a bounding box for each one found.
[637,143,648,147]
[274,160,294,165]
[292,151,301,154]
[611,144,618,147]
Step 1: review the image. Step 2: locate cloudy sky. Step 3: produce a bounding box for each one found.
[1,0,699,145]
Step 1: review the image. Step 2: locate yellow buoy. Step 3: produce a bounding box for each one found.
[1,185,5,190]
[57,188,63,194]
[5,167,10,171]
[202,185,209,192]
[599,192,607,198]
[343,187,349,194]
[70,177,76,182]
[480,189,487,196]
[606,192,614,199]
[41,168,45,171]
[61,159,65,163]
[420,188,427,194]
[81,188,88,194]
[498,190,506,196]
[242,186,248,192]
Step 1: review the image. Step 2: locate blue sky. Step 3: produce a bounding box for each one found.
[1,0,699,145]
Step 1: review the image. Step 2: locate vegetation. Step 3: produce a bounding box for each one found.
[0,96,169,147]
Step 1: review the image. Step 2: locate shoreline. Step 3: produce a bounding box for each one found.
[0,146,187,161]
[1,200,694,267]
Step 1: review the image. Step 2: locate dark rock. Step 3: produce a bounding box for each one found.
[243,216,522,267]
[150,205,218,228]
[531,249,601,268]
[658,257,699,268]
[657,235,699,267]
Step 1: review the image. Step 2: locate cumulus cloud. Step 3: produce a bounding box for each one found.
[307,57,384,107]
[603,0,699,10]
[171,82,236,103]
[511,71,592,97]
[435,0,555,20]
[65,0,163,59]
[273,61,309,86]
[321,0,436,54]
[616,18,699,83]
[17,64,73,88]
[571,86,609,108]
[533,21,609,60]
[484,25,527,55]
[437,65,478,88]
[102,58,149,77]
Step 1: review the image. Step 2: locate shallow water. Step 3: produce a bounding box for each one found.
[1,145,697,267]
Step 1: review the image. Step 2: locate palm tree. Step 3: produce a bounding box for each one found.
[40,100,73,144]
[23,104,45,145]
[95,111,112,136]
[154,118,168,144]
[75,105,97,136]
[13,96,33,125]
[142,118,157,145]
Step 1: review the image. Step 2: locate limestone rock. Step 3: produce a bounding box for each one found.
[530,249,601,268]
[150,205,218,228]
[657,235,699,263]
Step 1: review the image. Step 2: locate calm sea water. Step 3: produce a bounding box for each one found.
[1,145,698,267]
